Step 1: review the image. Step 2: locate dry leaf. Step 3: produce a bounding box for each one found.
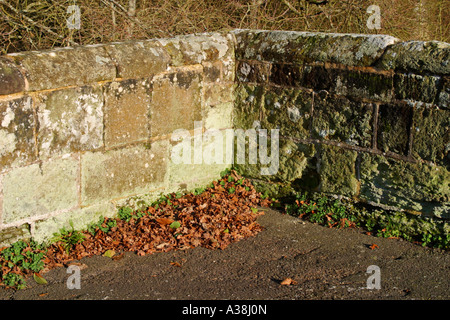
[33,273,48,285]
[156,218,174,225]
[369,244,379,250]
[3,170,271,290]
[280,278,297,285]
[103,249,115,258]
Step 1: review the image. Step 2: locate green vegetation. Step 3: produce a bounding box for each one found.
[0,240,46,289]
[285,191,450,250]
[50,221,85,253]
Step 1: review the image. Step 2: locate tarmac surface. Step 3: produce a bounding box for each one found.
[0,208,448,301]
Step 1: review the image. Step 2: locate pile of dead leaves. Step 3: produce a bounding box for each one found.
[1,170,271,288]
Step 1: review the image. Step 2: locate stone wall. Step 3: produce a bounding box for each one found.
[0,29,448,246]
[233,30,449,219]
[0,32,235,245]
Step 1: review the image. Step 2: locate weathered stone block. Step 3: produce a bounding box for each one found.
[81,142,168,207]
[33,201,117,244]
[301,64,332,91]
[269,63,303,87]
[232,136,316,185]
[334,70,393,102]
[2,156,79,223]
[168,131,231,188]
[0,95,36,170]
[377,102,413,156]
[150,68,202,137]
[8,45,116,91]
[236,60,270,83]
[412,106,449,165]
[312,95,373,148]
[301,66,393,102]
[377,40,450,75]
[202,60,222,83]
[233,84,263,129]
[0,225,31,248]
[438,76,450,109]
[158,32,234,66]
[203,82,235,106]
[394,73,441,104]
[233,29,399,66]
[222,59,236,83]
[103,78,152,148]
[318,144,358,196]
[204,102,234,130]
[36,86,104,158]
[262,86,313,139]
[0,58,25,95]
[104,40,170,79]
[359,153,450,216]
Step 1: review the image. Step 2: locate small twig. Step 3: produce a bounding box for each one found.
[100,0,169,37]
[0,0,78,46]
[281,0,304,15]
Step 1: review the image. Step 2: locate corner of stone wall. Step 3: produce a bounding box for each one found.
[231,29,449,220]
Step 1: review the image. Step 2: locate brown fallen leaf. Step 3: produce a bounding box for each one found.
[170,261,182,267]
[112,253,124,261]
[280,278,297,286]
[156,218,174,225]
[369,243,379,250]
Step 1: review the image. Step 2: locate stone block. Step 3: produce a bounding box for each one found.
[0,225,31,248]
[394,73,441,104]
[104,40,170,79]
[203,82,235,106]
[103,78,152,148]
[233,30,399,66]
[269,63,303,87]
[334,69,393,103]
[0,57,25,95]
[204,102,234,130]
[233,84,263,130]
[2,156,79,223]
[377,40,450,75]
[168,131,231,187]
[0,95,36,170]
[232,134,316,188]
[301,65,393,102]
[412,106,449,165]
[312,95,373,148]
[202,60,222,83]
[81,142,168,207]
[359,153,450,216]
[236,60,270,83]
[36,86,104,158]
[8,45,116,91]
[377,102,413,156]
[261,86,313,140]
[150,68,202,137]
[438,76,450,109]
[222,59,236,83]
[157,32,234,66]
[318,144,358,196]
[33,201,117,244]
